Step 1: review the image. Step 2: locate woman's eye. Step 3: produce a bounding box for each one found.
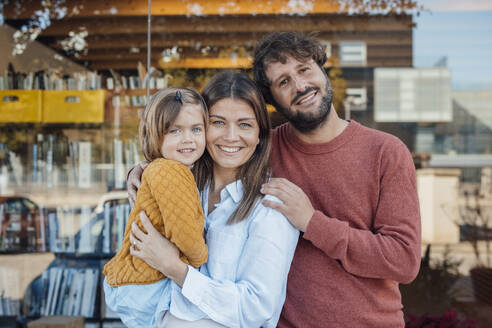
[192,127,202,133]
[212,120,225,126]
[239,123,251,128]
[169,129,180,134]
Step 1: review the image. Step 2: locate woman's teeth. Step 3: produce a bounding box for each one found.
[219,146,241,153]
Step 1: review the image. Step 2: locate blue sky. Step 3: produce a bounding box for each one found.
[413,1,492,90]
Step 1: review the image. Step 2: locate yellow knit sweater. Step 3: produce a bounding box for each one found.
[103,158,208,287]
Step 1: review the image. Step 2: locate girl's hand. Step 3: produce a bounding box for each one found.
[130,211,189,286]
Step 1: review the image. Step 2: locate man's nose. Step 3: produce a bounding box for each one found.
[293,75,308,92]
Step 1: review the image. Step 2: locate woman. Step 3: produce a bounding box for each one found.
[105,72,299,328]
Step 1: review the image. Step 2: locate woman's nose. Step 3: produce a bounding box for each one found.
[224,125,239,141]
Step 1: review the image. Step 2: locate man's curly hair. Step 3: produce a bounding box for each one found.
[253,32,327,105]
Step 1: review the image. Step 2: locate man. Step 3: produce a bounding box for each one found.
[255,32,421,328]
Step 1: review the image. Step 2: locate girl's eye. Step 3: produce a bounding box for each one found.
[211,120,225,126]
[192,127,202,133]
[169,129,180,134]
[239,122,252,128]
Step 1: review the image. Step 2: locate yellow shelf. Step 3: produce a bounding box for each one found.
[0,90,43,123]
[43,90,106,123]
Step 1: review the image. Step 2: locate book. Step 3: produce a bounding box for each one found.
[78,141,91,188]
[103,202,110,254]
[78,205,93,253]
[114,139,124,189]
[71,269,85,315]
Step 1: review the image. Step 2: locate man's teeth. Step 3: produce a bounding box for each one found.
[219,146,241,153]
[298,92,316,105]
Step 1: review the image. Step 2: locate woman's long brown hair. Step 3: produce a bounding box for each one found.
[192,72,272,224]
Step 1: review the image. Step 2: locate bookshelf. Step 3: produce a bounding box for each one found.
[0,73,152,326]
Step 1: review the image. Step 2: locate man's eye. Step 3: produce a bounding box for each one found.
[192,127,202,133]
[300,67,310,73]
[279,79,288,87]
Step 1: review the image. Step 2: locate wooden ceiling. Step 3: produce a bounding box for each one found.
[3,0,414,71]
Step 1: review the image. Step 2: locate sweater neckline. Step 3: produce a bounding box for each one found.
[284,120,359,154]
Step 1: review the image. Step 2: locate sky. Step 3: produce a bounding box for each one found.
[413,1,492,90]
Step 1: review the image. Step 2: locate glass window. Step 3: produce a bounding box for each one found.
[339,41,367,66]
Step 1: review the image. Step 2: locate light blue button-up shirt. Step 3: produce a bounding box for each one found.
[104,180,299,328]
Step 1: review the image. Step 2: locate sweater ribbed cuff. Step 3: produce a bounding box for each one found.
[303,210,350,260]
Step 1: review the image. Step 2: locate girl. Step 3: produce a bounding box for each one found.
[103,87,209,326]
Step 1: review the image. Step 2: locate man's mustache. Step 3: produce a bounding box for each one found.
[291,87,319,106]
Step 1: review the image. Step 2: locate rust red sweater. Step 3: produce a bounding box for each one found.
[272,121,421,328]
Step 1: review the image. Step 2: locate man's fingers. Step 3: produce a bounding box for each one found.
[128,189,137,205]
[261,184,292,202]
[262,199,287,214]
[271,178,304,193]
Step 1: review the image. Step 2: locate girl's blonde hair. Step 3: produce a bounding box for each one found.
[139,87,208,162]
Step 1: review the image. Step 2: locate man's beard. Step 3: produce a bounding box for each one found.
[274,81,333,133]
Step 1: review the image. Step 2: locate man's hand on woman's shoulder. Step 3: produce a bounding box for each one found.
[127,161,149,207]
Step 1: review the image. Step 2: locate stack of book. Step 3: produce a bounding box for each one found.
[36,266,99,317]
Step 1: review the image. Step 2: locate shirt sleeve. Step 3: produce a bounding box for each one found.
[103,277,171,328]
[303,140,421,284]
[180,202,299,328]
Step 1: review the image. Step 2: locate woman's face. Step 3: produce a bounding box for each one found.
[206,98,260,173]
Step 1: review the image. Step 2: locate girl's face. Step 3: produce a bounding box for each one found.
[206,98,260,173]
[160,103,206,167]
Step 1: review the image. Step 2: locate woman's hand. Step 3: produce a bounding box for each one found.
[130,211,189,286]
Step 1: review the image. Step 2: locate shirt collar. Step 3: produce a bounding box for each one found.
[223,180,243,204]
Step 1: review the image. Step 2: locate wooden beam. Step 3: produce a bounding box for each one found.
[85,54,410,70]
[39,14,413,36]
[367,57,412,67]
[87,59,161,70]
[78,43,413,62]
[45,30,411,51]
[158,57,252,69]
[4,0,342,19]
[367,45,413,57]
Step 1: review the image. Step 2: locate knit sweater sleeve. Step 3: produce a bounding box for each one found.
[144,159,208,268]
[303,140,421,283]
